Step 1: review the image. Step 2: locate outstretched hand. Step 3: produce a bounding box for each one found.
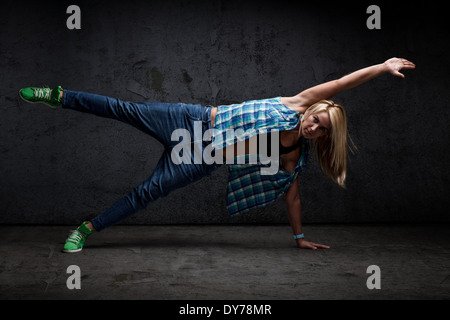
[296,239,330,250]
[384,57,416,78]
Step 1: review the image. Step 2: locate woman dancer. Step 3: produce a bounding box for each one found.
[19,57,415,252]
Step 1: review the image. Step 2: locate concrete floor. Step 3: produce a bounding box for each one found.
[0,224,449,300]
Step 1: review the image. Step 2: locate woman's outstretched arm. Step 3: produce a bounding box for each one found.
[290,57,416,107]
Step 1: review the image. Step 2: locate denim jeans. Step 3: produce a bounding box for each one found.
[62,90,221,231]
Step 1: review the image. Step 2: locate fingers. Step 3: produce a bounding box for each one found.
[311,243,331,249]
[297,239,330,250]
[394,70,405,78]
[399,58,416,69]
[391,58,415,78]
[303,242,330,250]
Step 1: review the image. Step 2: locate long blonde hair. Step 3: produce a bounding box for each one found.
[301,100,352,188]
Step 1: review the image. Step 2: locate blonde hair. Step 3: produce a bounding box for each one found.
[301,100,353,188]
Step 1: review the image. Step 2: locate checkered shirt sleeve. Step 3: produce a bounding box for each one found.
[210,96,309,216]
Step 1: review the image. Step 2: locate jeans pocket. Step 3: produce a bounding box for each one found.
[182,103,210,124]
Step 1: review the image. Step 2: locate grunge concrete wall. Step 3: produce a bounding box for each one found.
[1,0,450,225]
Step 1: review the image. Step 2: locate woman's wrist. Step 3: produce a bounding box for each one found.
[381,61,391,73]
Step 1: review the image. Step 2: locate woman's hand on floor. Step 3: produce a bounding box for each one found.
[296,239,330,250]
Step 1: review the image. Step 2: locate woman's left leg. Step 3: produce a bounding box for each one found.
[90,149,221,232]
[62,100,221,252]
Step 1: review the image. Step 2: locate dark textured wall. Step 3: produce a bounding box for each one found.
[1,0,449,225]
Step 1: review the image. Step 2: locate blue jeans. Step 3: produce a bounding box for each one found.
[62,90,221,231]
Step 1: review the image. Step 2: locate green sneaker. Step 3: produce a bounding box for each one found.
[63,221,95,253]
[19,86,63,108]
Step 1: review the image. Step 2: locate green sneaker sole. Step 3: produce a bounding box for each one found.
[62,247,83,253]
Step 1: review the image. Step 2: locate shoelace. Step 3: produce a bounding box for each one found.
[66,229,86,244]
[33,88,52,100]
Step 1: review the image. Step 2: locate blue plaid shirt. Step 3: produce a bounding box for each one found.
[212,97,309,216]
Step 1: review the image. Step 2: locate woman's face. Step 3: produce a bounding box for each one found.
[300,111,331,139]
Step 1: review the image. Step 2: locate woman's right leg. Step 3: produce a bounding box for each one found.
[62,89,181,145]
[21,87,207,148]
